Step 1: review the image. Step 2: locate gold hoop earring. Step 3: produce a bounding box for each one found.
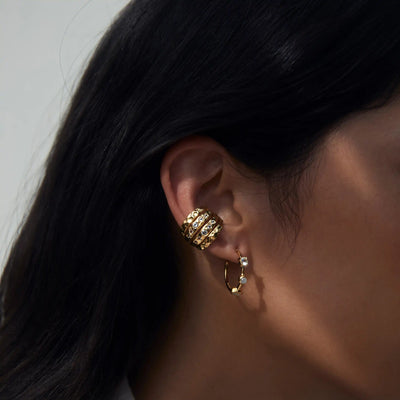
[224,249,249,296]
[180,207,223,250]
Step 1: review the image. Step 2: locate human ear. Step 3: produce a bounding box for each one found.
[159,134,254,263]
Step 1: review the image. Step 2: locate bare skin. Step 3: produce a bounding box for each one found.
[129,93,400,400]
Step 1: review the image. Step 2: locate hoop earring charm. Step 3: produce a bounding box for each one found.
[225,249,249,296]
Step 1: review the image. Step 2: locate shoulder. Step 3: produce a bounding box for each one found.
[112,375,136,400]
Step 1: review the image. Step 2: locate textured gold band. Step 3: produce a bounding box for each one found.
[180,207,223,250]
[224,249,249,296]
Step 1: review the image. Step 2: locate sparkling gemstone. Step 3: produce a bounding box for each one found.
[201,229,208,235]
[210,219,216,224]
[193,222,198,228]
[240,257,248,267]
[240,276,247,284]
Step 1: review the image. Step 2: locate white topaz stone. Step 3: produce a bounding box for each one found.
[240,257,248,267]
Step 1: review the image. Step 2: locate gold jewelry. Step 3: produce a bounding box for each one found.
[224,249,249,296]
[180,207,223,250]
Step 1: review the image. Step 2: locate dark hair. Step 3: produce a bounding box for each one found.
[2,1,400,399]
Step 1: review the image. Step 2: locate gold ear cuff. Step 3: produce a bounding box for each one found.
[180,207,223,250]
[180,207,249,295]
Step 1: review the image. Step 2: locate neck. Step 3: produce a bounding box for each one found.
[128,254,359,400]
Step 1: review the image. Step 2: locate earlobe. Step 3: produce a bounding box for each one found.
[179,206,251,296]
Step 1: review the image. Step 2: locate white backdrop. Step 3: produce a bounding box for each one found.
[0,0,131,275]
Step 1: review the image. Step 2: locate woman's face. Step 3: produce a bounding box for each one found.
[250,93,400,398]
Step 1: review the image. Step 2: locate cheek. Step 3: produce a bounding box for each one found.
[295,166,400,389]
[254,140,400,394]
[307,137,400,306]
